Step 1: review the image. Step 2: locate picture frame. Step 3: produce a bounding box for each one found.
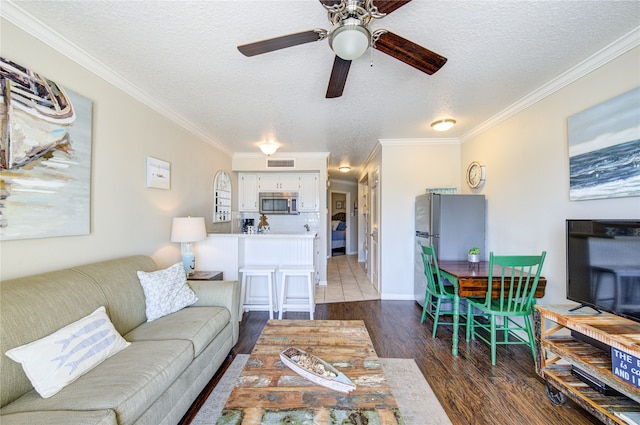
[336,200,344,210]
[146,157,170,190]
[567,87,640,201]
[0,57,92,241]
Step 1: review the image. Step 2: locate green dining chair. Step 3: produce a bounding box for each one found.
[418,242,462,338]
[466,251,546,365]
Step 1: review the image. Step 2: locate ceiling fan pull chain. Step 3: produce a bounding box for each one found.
[370,46,374,67]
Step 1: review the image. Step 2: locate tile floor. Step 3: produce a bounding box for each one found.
[315,254,380,304]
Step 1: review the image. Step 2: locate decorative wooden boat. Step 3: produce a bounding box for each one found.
[280,347,356,393]
[1,57,75,170]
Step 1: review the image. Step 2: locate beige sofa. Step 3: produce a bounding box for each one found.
[0,256,239,425]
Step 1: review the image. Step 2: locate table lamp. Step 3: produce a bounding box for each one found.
[171,216,207,276]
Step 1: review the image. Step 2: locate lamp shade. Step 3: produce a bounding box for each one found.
[330,22,371,60]
[171,217,207,243]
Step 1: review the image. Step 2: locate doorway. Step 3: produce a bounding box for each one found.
[330,191,349,257]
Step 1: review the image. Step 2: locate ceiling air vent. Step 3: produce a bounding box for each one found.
[267,159,295,168]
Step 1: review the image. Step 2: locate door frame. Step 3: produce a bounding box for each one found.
[329,190,351,257]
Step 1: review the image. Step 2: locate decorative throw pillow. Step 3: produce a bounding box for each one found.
[137,262,198,322]
[5,306,130,398]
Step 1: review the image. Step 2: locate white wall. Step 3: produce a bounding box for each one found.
[460,46,640,305]
[374,46,639,304]
[379,141,461,299]
[1,19,232,279]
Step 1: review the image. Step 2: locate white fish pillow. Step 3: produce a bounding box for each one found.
[5,306,130,398]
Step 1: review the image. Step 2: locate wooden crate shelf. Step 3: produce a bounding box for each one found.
[535,305,640,425]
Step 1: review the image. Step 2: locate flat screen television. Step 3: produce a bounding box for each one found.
[566,219,640,322]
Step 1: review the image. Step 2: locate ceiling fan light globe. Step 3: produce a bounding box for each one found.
[330,23,370,60]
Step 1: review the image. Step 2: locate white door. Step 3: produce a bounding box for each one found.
[299,174,319,211]
[257,174,280,191]
[370,169,380,292]
[239,174,258,211]
[278,174,300,191]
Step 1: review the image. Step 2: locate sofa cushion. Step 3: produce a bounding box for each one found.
[0,409,117,425]
[0,340,192,425]
[5,307,130,398]
[71,256,157,335]
[125,306,231,357]
[136,262,198,322]
[1,269,107,407]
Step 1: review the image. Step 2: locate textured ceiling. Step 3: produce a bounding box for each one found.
[5,0,640,180]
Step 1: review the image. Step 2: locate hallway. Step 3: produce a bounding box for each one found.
[315,254,380,304]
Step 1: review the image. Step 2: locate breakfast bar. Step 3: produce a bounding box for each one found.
[195,233,319,317]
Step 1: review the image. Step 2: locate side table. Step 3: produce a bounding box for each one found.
[188,271,223,281]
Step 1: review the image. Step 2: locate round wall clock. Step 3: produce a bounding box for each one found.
[466,161,486,188]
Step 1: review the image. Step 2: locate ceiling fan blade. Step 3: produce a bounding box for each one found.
[319,0,342,7]
[238,30,324,57]
[373,0,413,15]
[326,56,352,98]
[374,31,447,75]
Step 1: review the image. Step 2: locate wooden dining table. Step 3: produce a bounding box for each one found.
[436,260,547,356]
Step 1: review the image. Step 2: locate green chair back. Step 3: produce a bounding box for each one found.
[483,252,546,313]
[466,251,546,365]
[419,243,448,297]
[418,242,462,338]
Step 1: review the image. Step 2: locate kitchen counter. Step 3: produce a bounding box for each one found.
[194,233,320,287]
[230,232,317,238]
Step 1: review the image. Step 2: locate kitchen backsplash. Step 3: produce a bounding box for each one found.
[232,212,320,234]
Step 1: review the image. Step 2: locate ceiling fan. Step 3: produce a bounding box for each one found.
[237,0,447,98]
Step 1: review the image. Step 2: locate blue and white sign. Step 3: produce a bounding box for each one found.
[612,347,640,388]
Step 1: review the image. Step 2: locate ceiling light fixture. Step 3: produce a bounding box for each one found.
[431,119,456,132]
[258,139,279,156]
[339,166,351,172]
[329,19,371,60]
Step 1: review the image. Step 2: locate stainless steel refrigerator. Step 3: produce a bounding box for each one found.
[414,193,486,305]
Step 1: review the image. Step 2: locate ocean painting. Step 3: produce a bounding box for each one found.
[568,87,640,201]
[0,58,92,240]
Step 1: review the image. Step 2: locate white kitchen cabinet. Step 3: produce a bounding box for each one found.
[299,173,319,212]
[258,174,300,191]
[238,173,258,211]
[240,173,319,212]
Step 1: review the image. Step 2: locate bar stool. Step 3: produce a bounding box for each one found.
[238,265,278,320]
[278,265,315,320]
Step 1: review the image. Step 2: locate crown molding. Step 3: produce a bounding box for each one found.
[1,1,233,157]
[379,138,460,146]
[461,26,640,143]
[232,152,330,159]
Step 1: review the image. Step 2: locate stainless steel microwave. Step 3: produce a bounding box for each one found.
[259,192,299,215]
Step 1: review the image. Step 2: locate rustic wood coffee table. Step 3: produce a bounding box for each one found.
[218,320,404,424]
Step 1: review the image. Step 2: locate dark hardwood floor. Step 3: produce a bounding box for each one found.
[181,300,602,425]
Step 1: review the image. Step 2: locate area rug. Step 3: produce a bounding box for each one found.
[192,354,452,425]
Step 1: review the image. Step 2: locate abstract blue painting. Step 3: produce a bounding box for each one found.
[568,87,640,201]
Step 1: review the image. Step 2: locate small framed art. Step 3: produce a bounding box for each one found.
[146,157,170,190]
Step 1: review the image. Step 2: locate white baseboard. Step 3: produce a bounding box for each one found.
[381,294,416,301]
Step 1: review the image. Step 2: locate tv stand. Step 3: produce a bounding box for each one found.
[535,304,640,424]
[568,303,602,314]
